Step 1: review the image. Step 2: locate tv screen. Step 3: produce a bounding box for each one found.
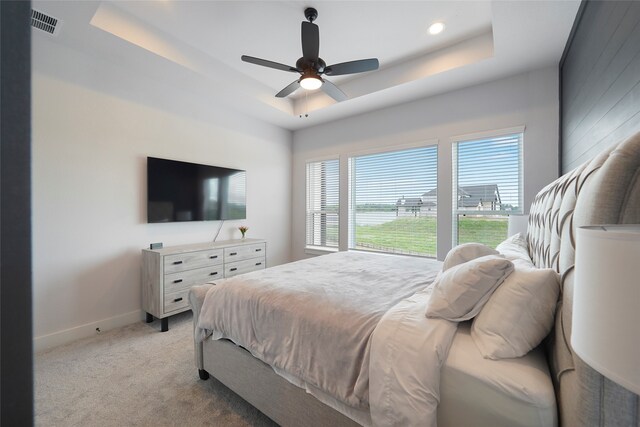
[147,157,246,223]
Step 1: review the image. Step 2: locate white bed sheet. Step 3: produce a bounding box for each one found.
[270,311,557,427]
[201,251,557,427]
[438,322,558,427]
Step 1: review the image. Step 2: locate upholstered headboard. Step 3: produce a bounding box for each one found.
[527,131,640,427]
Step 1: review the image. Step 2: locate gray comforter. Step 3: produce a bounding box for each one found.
[196,251,439,409]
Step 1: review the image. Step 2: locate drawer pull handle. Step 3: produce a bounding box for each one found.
[210,272,218,276]
[256,262,262,266]
[173,279,183,284]
[230,268,237,272]
[173,261,183,265]
[210,255,218,259]
[173,297,183,303]
[255,248,262,252]
[230,252,237,256]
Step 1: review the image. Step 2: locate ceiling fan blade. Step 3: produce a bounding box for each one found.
[325,58,379,76]
[275,80,301,98]
[241,55,298,73]
[321,79,347,102]
[301,22,319,60]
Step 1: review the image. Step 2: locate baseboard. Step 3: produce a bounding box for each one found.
[34,309,144,353]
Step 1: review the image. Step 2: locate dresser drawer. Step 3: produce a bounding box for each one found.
[225,256,266,278]
[224,243,266,262]
[164,265,222,293]
[164,288,190,313]
[164,249,223,274]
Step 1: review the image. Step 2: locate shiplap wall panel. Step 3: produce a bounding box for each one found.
[564,1,639,138]
[561,0,640,172]
[566,50,640,161]
[563,1,624,106]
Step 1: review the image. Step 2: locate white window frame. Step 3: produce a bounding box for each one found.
[451,126,524,246]
[305,156,340,254]
[346,139,439,258]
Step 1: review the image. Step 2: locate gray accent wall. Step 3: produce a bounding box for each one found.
[561,0,640,173]
[1,1,33,424]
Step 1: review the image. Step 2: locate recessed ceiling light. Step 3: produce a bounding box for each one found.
[428,22,445,35]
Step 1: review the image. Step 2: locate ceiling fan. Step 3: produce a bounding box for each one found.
[241,7,379,102]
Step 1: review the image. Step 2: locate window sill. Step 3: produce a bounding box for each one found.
[304,246,339,256]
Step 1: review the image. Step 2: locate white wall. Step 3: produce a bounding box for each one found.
[32,38,292,351]
[292,66,559,261]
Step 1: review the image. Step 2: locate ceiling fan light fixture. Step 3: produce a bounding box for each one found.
[241,7,378,101]
[300,75,323,90]
[428,22,445,35]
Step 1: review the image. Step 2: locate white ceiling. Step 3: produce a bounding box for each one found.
[32,1,580,131]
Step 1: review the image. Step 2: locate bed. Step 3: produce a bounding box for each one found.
[189,131,640,427]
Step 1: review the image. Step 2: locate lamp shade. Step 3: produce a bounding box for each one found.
[507,214,529,237]
[572,225,640,395]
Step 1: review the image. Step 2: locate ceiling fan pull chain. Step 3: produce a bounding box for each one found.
[300,91,309,118]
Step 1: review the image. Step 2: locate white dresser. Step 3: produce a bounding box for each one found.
[142,238,266,331]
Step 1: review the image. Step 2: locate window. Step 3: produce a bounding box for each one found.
[306,159,339,249]
[348,145,438,257]
[452,132,523,248]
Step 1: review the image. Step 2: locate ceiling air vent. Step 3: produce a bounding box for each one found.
[31,9,60,36]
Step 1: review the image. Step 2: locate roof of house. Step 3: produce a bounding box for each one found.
[422,188,437,198]
[395,197,423,208]
[456,184,501,207]
[396,184,501,209]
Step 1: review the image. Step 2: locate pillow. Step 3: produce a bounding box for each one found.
[426,255,514,321]
[496,233,533,267]
[505,232,528,249]
[471,266,560,359]
[442,243,499,271]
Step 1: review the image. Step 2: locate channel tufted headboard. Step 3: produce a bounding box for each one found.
[527,131,640,427]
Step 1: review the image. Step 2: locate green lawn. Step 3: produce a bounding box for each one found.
[457,216,508,248]
[355,217,437,256]
[354,215,507,256]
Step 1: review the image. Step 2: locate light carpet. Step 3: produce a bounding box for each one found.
[35,312,277,426]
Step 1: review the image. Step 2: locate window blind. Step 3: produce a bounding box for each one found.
[306,159,339,249]
[348,145,438,257]
[452,133,523,248]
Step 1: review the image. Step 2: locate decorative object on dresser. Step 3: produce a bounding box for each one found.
[142,238,266,332]
[238,226,248,239]
[572,225,640,395]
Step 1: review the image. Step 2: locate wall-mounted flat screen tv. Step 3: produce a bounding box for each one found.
[147,157,246,223]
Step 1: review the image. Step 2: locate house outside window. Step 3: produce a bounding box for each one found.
[348,144,438,257]
[306,159,339,249]
[452,130,523,248]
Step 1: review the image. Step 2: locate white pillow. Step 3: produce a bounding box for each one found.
[471,266,560,359]
[496,233,533,267]
[426,255,514,321]
[442,243,499,271]
[505,232,528,249]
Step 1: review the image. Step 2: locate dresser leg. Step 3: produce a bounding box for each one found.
[198,369,209,380]
[161,317,169,332]
[145,312,153,323]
